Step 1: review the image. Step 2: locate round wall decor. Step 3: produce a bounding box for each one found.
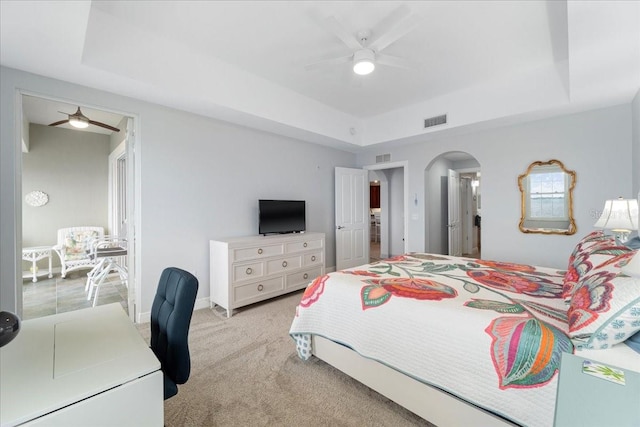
[25,190,49,207]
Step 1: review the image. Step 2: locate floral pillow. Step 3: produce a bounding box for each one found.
[568,250,640,349]
[64,230,99,255]
[562,231,621,302]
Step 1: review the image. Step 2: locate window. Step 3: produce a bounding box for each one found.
[518,160,576,235]
[527,169,568,220]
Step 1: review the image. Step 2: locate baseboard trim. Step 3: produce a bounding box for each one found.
[136,267,335,324]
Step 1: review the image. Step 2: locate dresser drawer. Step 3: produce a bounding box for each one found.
[233,244,284,262]
[266,255,302,275]
[233,276,284,303]
[286,238,323,253]
[303,251,323,266]
[286,267,323,290]
[233,261,264,282]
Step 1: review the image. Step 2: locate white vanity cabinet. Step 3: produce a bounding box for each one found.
[210,232,325,317]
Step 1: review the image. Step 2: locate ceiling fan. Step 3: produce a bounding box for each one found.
[306,5,420,75]
[49,107,120,132]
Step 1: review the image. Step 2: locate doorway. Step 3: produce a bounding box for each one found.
[460,171,481,257]
[369,175,381,262]
[424,152,481,257]
[365,162,409,261]
[19,94,137,320]
[334,162,408,271]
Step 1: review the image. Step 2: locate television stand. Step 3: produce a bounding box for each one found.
[210,232,325,317]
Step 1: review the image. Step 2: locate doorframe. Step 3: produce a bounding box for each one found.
[363,161,409,255]
[455,167,481,256]
[13,90,142,321]
[108,140,126,238]
[461,177,474,255]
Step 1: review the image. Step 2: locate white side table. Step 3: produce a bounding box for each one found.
[22,246,54,282]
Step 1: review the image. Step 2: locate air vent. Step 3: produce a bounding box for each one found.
[375,154,391,163]
[424,114,447,128]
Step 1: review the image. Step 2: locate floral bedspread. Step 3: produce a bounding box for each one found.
[289,253,573,427]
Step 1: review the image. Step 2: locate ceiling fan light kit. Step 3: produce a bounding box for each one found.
[69,116,89,129]
[308,5,418,77]
[353,49,375,75]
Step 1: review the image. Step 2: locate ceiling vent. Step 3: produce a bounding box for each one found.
[376,154,391,163]
[424,114,447,129]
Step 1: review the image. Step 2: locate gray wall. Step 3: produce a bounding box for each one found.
[358,104,633,269]
[22,125,110,269]
[1,66,357,315]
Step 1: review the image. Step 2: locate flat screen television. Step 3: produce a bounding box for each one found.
[259,200,305,235]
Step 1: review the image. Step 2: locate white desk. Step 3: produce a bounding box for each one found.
[0,304,163,427]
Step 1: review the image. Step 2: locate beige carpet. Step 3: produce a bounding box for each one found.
[138,291,434,426]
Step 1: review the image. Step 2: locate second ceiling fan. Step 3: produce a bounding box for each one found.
[49,107,120,132]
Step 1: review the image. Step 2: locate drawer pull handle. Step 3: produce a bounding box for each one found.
[282,261,288,268]
[311,256,316,262]
[246,267,253,275]
[303,242,308,248]
[257,284,264,292]
[303,273,309,280]
[258,248,263,255]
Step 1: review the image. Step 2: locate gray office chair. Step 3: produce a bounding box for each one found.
[150,267,198,400]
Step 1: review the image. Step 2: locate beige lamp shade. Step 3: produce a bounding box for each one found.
[594,198,639,232]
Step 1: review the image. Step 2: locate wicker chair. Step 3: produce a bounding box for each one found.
[53,226,104,278]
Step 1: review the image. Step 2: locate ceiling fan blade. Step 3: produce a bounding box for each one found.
[304,54,352,71]
[89,120,120,132]
[49,119,69,127]
[322,16,363,51]
[368,5,419,52]
[377,53,420,71]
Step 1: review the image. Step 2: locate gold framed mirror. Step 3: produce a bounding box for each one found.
[518,159,576,235]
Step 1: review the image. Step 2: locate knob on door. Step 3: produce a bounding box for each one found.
[336,225,345,230]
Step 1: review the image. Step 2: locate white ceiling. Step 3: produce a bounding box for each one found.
[1,1,639,151]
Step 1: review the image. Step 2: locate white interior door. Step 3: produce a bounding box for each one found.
[447,169,462,256]
[335,167,369,270]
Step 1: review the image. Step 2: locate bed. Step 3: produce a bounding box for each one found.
[289,231,640,427]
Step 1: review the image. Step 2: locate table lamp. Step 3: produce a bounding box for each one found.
[594,197,638,242]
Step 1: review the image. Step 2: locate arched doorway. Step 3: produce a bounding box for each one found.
[424,151,481,257]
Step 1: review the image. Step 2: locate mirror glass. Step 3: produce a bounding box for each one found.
[518,159,576,235]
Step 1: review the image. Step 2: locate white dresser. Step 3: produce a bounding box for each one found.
[210,232,325,317]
